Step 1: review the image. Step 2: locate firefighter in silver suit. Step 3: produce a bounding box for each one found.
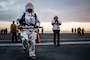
[17,2,40,59]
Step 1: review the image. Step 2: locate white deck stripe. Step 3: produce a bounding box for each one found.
[0,38,90,42]
[0,41,90,46]
[41,38,90,41]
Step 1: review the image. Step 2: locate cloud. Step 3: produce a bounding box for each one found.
[0,0,90,22]
[0,9,17,21]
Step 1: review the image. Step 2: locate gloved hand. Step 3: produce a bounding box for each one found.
[34,25,39,28]
[18,25,23,30]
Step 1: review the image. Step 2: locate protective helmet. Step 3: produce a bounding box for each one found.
[25,2,34,9]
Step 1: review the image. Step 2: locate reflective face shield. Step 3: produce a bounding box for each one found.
[26,9,33,13]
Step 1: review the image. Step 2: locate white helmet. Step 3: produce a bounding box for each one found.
[25,2,34,9]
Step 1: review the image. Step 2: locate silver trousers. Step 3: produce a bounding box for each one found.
[20,30,36,57]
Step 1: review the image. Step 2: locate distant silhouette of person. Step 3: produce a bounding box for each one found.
[77,27,81,35]
[4,29,5,34]
[10,21,17,43]
[71,28,73,33]
[51,16,62,47]
[41,27,44,34]
[81,28,85,35]
[74,28,76,33]
[4,28,8,34]
[2,29,4,34]
[1,29,4,34]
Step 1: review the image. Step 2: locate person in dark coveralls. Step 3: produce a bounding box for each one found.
[41,27,44,34]
[74,28,76,33]
[77,27,81,35]
[81,28,85,35]
[10,21,17,43]
[51,16,62,47]
[71,28,73,33]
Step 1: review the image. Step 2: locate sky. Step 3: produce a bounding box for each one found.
[0,0,90,33]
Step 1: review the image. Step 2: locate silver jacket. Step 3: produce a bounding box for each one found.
[17,11,40,31]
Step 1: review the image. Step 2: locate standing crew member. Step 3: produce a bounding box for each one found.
[10,21,17,43]
[71,28,73,33]
[51,16,61,47]
[17,2,40,59]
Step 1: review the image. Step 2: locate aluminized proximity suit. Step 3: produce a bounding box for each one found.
[17,11,40,57]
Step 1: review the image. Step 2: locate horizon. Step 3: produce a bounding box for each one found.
[0,21,90,33]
